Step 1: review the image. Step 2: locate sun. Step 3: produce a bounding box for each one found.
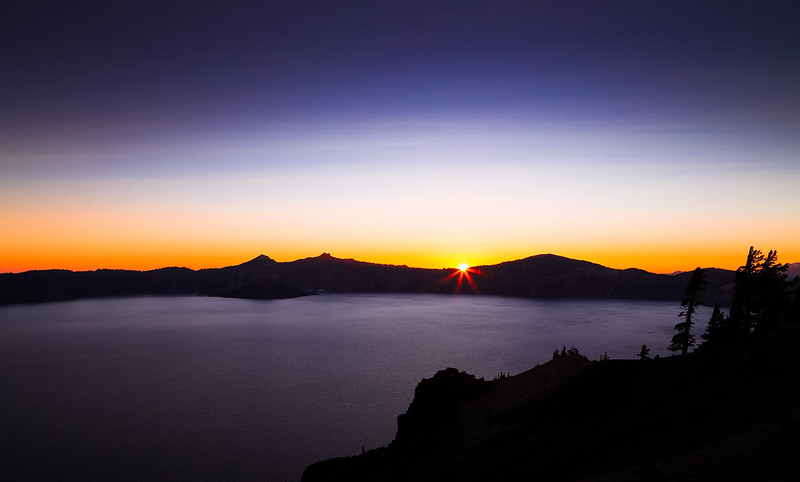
[457,263,470,272]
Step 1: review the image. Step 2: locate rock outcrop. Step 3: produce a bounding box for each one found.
[303,325,800,481]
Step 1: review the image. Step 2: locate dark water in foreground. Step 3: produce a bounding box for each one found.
[0,294,709,481]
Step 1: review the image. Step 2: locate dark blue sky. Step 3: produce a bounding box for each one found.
[2,1,799,272]
[3,0,798,142]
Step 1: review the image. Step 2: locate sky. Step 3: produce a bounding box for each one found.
[2,0,799,273]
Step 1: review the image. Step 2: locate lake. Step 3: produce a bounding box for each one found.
[0,294,710,481]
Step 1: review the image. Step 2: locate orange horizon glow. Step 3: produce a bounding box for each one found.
[3,244,798,275]
[4,129,798,278]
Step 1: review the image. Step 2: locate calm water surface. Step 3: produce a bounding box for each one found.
[0,294,709,481]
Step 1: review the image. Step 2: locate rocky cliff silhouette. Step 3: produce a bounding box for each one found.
[0,253,735,305]
[303,324,800,481]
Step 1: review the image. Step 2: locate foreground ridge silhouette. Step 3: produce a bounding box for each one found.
[303,325,800,481]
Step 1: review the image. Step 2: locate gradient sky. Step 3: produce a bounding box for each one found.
[2,0,799,273]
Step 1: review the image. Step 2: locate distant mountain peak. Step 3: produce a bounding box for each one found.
[501,253,605,270]
[309,252,361,262]
[242,254,276,265]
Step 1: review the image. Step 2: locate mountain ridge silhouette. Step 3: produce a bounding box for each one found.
[1,252,738,305]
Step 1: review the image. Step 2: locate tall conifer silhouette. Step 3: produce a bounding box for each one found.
[670,267,706,355]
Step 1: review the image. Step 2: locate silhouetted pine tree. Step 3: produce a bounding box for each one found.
[701,304,726,346]
[789,280,800,325]
[754,250,790,333]
[638,344,650,360]
[726,246,764,337]
[723,247,792,339]
[670,267,706,355]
